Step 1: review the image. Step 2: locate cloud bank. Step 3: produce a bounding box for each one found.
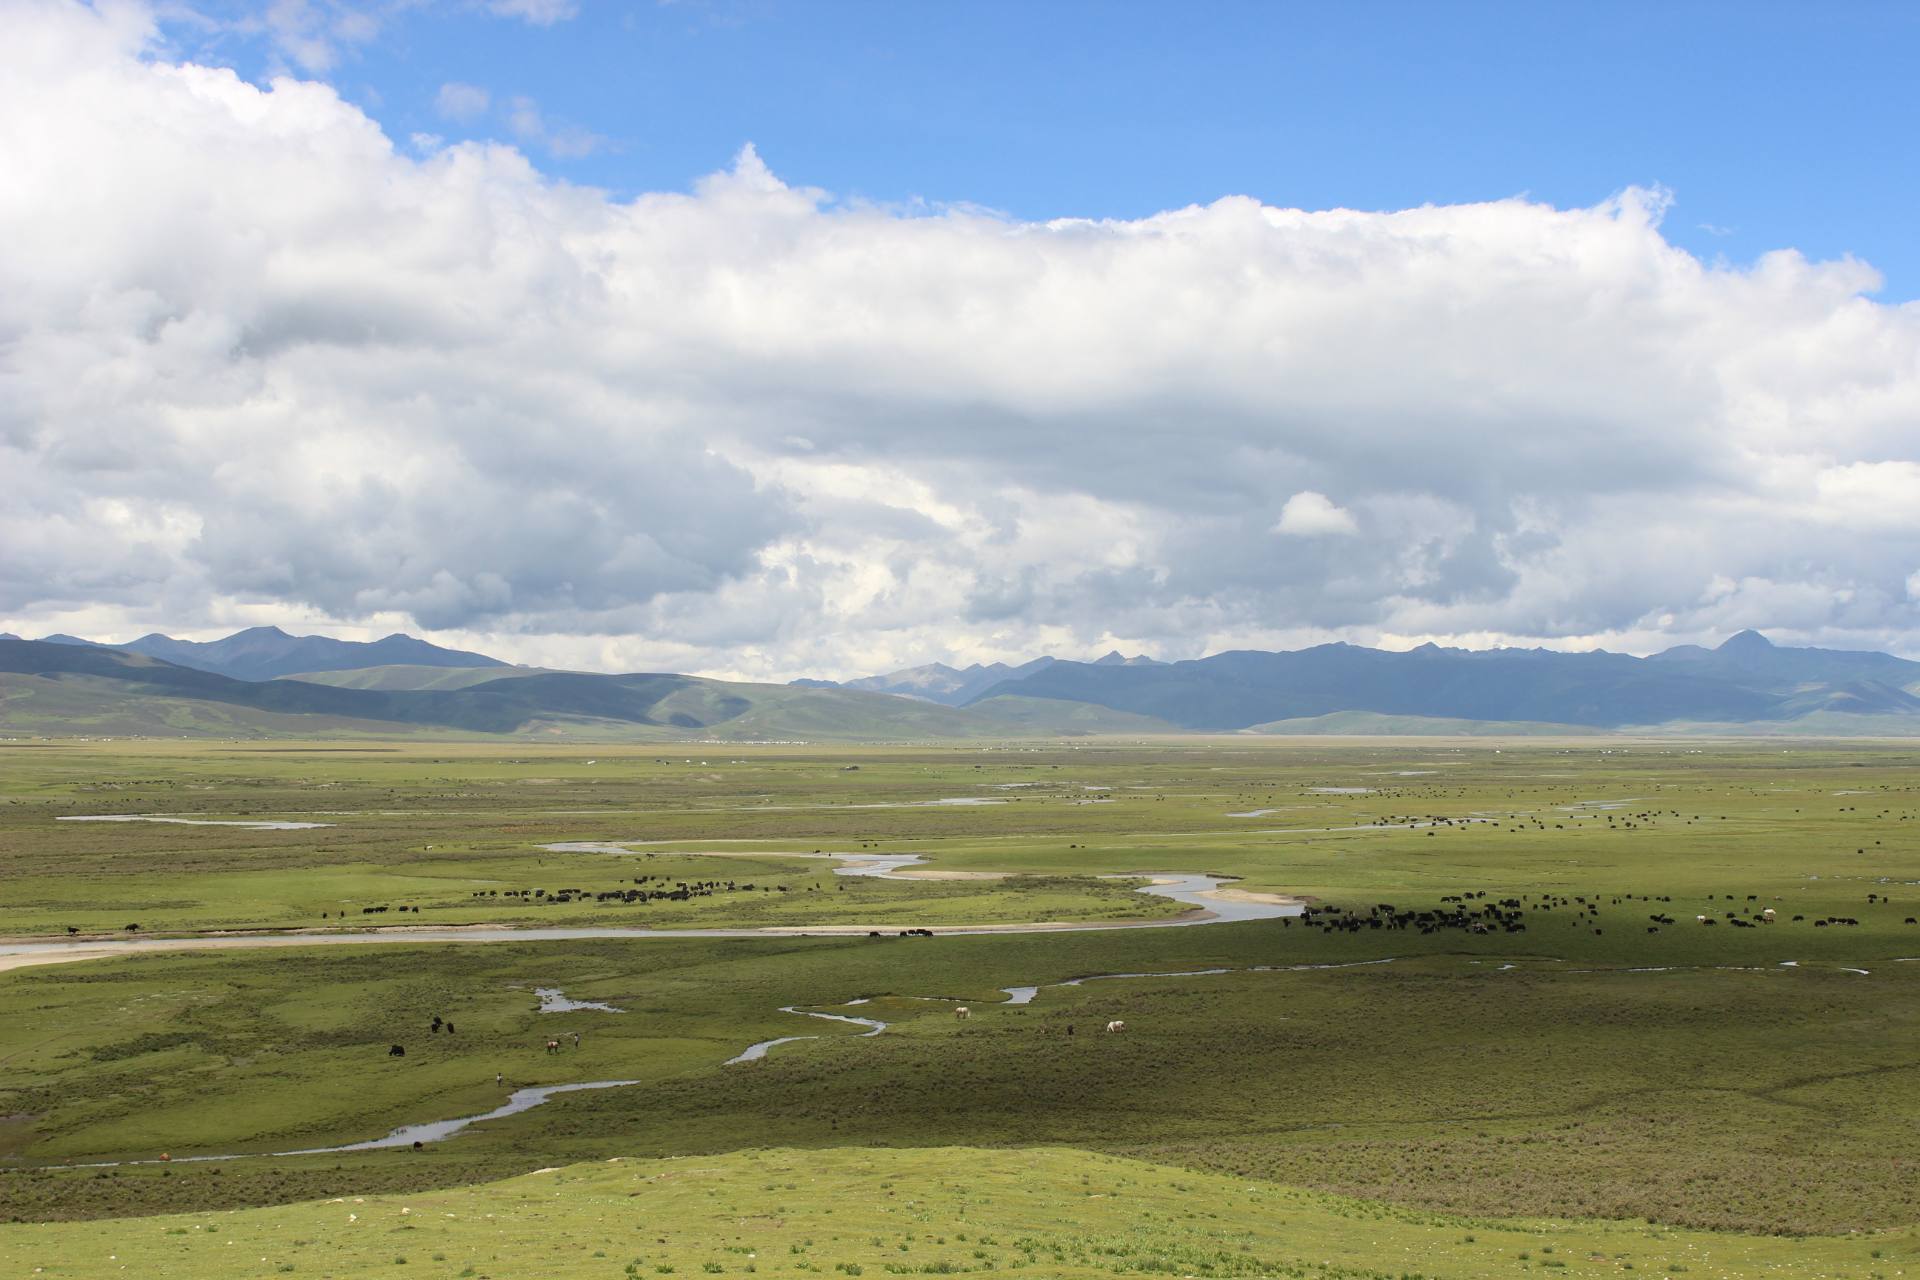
[4,1,1920,678]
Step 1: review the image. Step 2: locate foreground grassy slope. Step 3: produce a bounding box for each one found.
[4,1146,1910,1280]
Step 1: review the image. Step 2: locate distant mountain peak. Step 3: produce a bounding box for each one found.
[800,654,1063,705]
[1718,629,1775,655]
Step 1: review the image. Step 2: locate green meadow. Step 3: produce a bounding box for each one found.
[6,1147,1914,1280]
[2,738,1918,1275]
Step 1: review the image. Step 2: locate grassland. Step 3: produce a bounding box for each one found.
[2,738,1918,1274]
[6,737,1920,939]
[8,1146,1914,1280]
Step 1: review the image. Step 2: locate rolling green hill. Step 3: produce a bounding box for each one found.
[1242,710,1605,736]
[0,672,440,738]
[286,664,555,691]
[0,640,1018,741]
[967,692,1183,733]
[2,1146,1901,1279]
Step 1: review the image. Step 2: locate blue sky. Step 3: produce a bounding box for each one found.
[172,0,1920,299]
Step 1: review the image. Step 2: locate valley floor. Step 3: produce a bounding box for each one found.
[2,739,1917,1275]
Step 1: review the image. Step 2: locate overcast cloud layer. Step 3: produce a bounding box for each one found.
[5,1,1920,679]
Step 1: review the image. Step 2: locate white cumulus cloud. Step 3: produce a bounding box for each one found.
[4,0,1920,678]
[1273,492,1358,537]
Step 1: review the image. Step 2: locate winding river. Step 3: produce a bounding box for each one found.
[23,953,1372,1173]
[5,838,1879,1172]
[1,844,1313,1170]
[0,849,1300,973]
[22,950,1877,1173]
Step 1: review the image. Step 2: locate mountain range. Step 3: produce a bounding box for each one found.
[791,651,1161,706]
[31,625,503,681]
[2,626,1917,739]
[0,637,1023,740]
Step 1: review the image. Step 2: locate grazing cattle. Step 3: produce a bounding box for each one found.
[1696,915,1709,923]
[954,1007,970,1021]
[388,1044,405,1057]
[1105,1020,1127,1034]
[545,1039,560,1054]
[1762,908,1776,920]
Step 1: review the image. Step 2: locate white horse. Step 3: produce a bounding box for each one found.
[1105,1020,1127,1034]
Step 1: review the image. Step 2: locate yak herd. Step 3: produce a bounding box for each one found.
[468,875,797,908]
[472,882,802,909]
[1284,889,1911,937]
[334,876,804,919]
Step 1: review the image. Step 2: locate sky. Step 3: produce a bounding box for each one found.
[4,0,1920,679]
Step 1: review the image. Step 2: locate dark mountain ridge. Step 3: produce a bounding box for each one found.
[960,632,1920,730]
[795,651,1160,706]
[5,629,1918,738]
[0,639,670,733]
[34,625,505,681]
[0,639,1004,739]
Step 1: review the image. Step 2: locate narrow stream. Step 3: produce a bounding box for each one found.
[18,950,1871,1172]
[723,1006,888,1064]
[535,987,626,1013]
[3,871,1305,1174]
